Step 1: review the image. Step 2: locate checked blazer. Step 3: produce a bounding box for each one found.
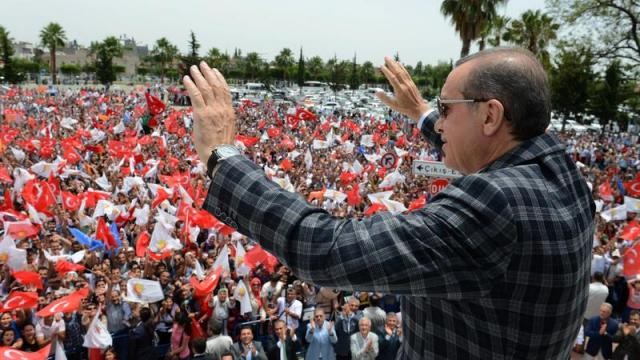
[204,111,595,359]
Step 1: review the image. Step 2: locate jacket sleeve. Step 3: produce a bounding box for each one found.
[205,155,516,299]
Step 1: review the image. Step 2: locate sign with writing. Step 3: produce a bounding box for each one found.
[412,160,461,178]
[429,178,450,195]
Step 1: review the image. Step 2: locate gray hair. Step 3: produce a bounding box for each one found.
[456,47,550,141]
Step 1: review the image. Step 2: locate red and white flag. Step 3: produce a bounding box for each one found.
[36,288,88,317]
[83,307,112,349]
[0,343,51,360]
[0,291,38,312]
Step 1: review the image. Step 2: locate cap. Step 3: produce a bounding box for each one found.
[612,249,621,258]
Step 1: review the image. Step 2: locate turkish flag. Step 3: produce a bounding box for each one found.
[152,187,171,208]
[407,195,427,212]
[257,119,266,130]
[243,244,278,272]
[145,92,166,116]
[626,180,640,198]
[190,267,223,298]
[63,145,82,164]
[296,108,317,121]
[267,127,281,138]
[36,288,88,317]
[279,158,293,171]
[0,165,12,184]
[147,249,173,261]
[236,135,259,148]
[599,181,614,201]
[624,241,640,278]
[61,191,81,212]
[55,260,86,275]
[339,171,357,185]
[47,172,61,199]
[364,203,387,217]
[192,210,235,235]
[0,291,38,312]
[81,189,111,209]
[620,220,640,241]
[95,217,117,250]
[346,186,362,207]
[0,343,51,360]
[12,270,43,289]
[135,231,150,258]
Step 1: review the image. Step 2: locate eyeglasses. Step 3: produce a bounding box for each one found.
[436,96,490,118]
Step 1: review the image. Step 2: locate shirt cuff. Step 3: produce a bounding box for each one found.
[417,109,436,130]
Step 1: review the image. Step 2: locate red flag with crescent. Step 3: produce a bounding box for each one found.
[0,291,38,312]
[36,288,88,317]
[0,343,51,360]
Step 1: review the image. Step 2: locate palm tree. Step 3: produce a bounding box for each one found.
[149,37,179,83]
[503,10,559,67]
[274,47,294,83]
[440,0,508,58]
[244,52,263,80]
[307,56,324,81]
[488,15,511,47]
[39,22,67,84]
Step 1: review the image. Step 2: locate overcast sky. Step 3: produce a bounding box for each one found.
[1,0,546,66]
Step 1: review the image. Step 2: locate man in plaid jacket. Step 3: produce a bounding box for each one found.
[183,47,594,359]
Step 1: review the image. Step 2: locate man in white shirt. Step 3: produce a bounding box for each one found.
[276,288,302,333]
[585,272,610,321]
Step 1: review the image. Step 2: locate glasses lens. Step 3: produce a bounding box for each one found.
[436,97,446,117]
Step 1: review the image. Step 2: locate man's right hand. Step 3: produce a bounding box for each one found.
[376,56,431,121]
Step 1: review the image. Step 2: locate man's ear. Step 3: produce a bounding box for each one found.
[482,99,506,137]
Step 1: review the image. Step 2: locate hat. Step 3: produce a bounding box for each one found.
[612,249,621,258]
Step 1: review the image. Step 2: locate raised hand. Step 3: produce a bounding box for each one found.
[376,56,431,121]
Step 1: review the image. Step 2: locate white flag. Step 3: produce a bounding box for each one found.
[133,204,150,226]
[125,278,165,303]
[367,191,394,204]
[235,241,250,277]
[10,147,25,162]
[324,189,347,203]
[625,196,640,213]
[379,171,405,188]
[312,139,331,150]
[93,200,123,221]
[113,121,125,134]
[304,149,313,170]
[60,117,78,130]
[149,222,182,253]
[95,173,112,192]
[213,245,230,274]
[122,176,145,194]
[233,280,253,315]
[381,198,407,215]
[360,135,375,148]
[30,161,58,178]
[83,309,112,349]
[600,204,628,222]
[55,338,67,360]
[194,259,205,281]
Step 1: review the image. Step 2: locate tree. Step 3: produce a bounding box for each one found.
[180,31,200,78]
[243,52,263,80]
[90,36,124,85]
[503,10,559,68]
[0,26,17,83]
[296,47,305,87]
[274,47,294,83]
[307,56,324,81]
[487,15,511,47]
[349,54,360,90]
[59,63,82,76]
[206,48,231,75]
[550,46,595,128]
[548,0,639,65]
[149,37,178,83]
[590,60,626,126]
[40,22,67,84]
[441,0,508,58]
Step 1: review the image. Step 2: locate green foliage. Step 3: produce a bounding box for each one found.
[0,25,18,83]
[297,48,305,87]
[503,10,559,68]
[59,63,82,76]
[441,0,508,58]
[274,48,294,82]
[39,22,67,84]
[550,46,595,124]
[148,37,179,83]
[180,31,201,78]
[90,36,124,85]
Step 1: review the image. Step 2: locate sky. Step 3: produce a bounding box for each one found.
[1,0,547,66]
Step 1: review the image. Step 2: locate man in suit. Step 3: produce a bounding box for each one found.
[335,297,362,360]
[184,46,594,359]
[231,326,267,360]
[585,303,619,359]
[613,309,640,359]
[376,312,402,360]
[350,317,378,360]
[305,308,337,360]
[267,320,296,360]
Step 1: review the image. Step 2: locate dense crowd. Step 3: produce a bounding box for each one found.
[0,85,637,359]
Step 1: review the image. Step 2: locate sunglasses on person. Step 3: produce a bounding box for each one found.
[436,96,491,118]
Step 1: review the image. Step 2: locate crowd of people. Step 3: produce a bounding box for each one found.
[0,83,638,359]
